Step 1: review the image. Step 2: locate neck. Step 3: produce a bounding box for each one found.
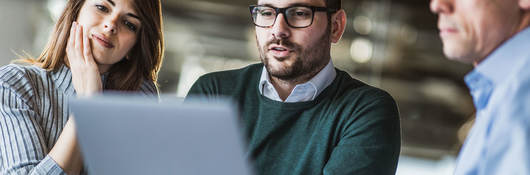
[98,64,111,74]
[473,18,530,67]
[269,61,328,101]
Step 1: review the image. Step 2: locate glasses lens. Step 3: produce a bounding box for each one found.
[252,6,276,27]
[286,7,313,27]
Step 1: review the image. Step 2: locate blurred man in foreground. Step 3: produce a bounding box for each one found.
[431,0,530,174]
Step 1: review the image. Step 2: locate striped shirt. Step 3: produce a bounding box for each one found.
[0,64,157,174]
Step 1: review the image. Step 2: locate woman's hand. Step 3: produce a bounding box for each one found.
[66,21,102,97]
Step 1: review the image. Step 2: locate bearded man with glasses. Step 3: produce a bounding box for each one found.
[187,0,401,174]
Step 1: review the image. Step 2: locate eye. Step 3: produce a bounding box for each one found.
[261,12,273,16]
[95,5,109,13]
[257,8,275,17]
[294,10,310,17]
[295,12,306,16]
[124,20,137,32]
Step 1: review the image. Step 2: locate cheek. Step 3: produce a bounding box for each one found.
[76,15,92,27]
[462,15,489,47]
[452,13,475,43]
[294,29,322,48]
[458,2,492,43]
[255,28,268,46]
[76,6,97,26]
[119,33,138,52]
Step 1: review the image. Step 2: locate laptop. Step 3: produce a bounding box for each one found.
[70,95,253,175]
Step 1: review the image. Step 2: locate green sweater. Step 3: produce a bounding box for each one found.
[187,63,401,175]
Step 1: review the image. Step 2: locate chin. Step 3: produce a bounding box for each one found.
[93,52,123,64]
[268,59,292,71]
[92,55,107,65]
[264,59,286,72]
[443,46,475,64]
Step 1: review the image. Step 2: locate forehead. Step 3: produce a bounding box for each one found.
[257,0,326,8]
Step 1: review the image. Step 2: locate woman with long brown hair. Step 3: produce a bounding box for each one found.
[0,0,163,174]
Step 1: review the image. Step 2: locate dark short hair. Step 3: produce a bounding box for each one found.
[327,0,341,11]
[255,0,342,10]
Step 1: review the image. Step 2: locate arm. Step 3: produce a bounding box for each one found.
[0,84,66,175]
[482,81,530,175]
[323,94,401,175]
[47,118,83,174]
[185,74,216,99]
[483,119,530,175]
[46,22,101,174]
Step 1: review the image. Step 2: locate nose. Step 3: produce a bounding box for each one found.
[103,16,119,35]
[430,0,453,14]
[271,14,291,39]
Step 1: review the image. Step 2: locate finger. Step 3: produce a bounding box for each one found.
[76,23,83,59]
[67,22,76,50]
[67,22,77,64]
[83,27,96,66]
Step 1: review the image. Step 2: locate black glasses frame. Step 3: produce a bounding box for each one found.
[249,5,338,28]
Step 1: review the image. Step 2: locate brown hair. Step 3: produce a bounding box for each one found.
[254,0,341,11]
[22,0,164,91]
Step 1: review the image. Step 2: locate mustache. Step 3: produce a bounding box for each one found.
[438,15,459,30]
[265,38,299,50]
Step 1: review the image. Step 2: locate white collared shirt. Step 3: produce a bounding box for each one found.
[258,59,336,102]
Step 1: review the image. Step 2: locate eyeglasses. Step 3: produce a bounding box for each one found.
[249,5,337,28]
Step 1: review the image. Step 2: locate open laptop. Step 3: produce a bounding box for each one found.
[70,95,253,175]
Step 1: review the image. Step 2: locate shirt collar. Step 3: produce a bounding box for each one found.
[306,59,336,98]
[470,27,530,86]
[464,27,530,109]
[258,59,336,101]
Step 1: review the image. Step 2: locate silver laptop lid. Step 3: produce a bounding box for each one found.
[70,95,253,175]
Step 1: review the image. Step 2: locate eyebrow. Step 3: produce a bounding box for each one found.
[259,3,314,7]
[106,0,115,6]
[104,0,140,21]
[127,13,140,20]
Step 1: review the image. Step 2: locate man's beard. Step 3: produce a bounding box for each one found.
[257,28,331,81]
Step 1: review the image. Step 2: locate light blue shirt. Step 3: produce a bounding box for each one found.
[455,27,530,175]
[259,59,336,102]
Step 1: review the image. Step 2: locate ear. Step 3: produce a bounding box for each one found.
[330,9,347,44]
[520,0,530,10]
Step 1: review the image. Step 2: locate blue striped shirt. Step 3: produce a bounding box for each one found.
[0,64,157,174]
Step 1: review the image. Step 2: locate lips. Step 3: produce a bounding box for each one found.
[438,19,459,37]
[438,27,458,37]
[268,44,292,58]
[92,34,114,48]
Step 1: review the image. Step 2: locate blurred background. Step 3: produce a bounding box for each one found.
[0,0,475,174]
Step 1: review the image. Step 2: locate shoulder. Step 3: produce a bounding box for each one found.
[0,64,45,102]
[197,63,262,83]
[138,79,159,96]
[330,69,399,122]
[498,59,530,120]
[0,64,44,91]
[334,69,396,105]
[188,63,262,96]
[328,70,401,151]
[0,63,43,80]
